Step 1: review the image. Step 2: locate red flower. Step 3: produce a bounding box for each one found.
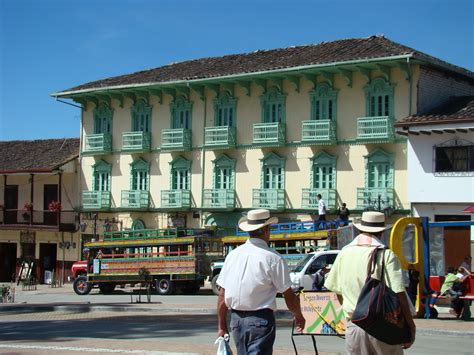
[23,203,33,212]
[48,200,62,212]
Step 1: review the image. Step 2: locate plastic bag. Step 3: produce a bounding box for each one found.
[215,333,233,355]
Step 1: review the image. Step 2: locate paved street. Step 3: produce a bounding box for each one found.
[0,284,473,354]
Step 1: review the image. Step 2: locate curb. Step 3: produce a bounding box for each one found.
[1,304,473,337]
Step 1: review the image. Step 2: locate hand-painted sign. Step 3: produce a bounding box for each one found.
[299,291,345,335]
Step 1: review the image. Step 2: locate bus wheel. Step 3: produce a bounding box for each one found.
[98,283,116,294]
[211,274,221,295]
[73,276,92,295]
[156,278,175,295]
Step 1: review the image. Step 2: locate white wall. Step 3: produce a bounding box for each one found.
[407,131,474,203]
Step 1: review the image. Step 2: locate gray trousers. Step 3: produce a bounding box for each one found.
[345,321,403,355]
[230,309,275,355]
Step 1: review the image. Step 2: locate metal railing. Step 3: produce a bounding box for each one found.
[253,123,286,145]
[301,188,337,209]
[356,187,394,210]
[202,189,235,209]
[252,189,285,210]
[84,133,112,153]
[120,190,150,209]
[204,126,236,148]
[356,116,394,142]
[161,190,191,209]
[0,209,76,231]
[301,120,336,144]
[82,191,111,210]
[122,131,151,151]
[161,129,191,150]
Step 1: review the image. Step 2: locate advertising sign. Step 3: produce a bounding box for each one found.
[300,291,346,335]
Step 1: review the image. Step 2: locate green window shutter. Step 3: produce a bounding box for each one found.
[260,152,285,189]
[309,83,338,122]
[92,160,112,191]
[170,156,191,190]
[365,149,394,188]
[93,103,113,134]
[131,100,151,132]
[260,87,286,123]
[310,151,336,189]
[130,158,150,191]
[170,96,192,129]
[212,154,236,189]
[364,78,394,118]
[214,92,237,127]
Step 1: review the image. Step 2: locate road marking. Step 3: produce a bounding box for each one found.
[0,344,199,355]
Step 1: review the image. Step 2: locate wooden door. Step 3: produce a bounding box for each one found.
[4,185,18,224]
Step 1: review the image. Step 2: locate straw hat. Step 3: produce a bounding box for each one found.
[353,211,391,233]
[238,209,278,232]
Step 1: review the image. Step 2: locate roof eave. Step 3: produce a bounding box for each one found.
[50,54,415,98]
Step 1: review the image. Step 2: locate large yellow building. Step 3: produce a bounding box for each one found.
[52,36,474,238]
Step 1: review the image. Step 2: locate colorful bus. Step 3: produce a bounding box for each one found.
[73,228,223,295]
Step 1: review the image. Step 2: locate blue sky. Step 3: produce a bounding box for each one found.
[0,0,473,141]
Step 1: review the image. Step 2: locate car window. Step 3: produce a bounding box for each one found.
[306,255,327,274]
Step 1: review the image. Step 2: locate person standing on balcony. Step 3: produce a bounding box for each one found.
[317,194,327,221]
[216,209,305,355]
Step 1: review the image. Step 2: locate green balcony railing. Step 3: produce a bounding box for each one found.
[204,126,236,148]
[82,191,111,210]
[121,190,150,209]
[301,120,336,144]
[103,228,178,241]
[202,189,235,209]
[356,187,394,210]
[122,131,151,151]
[161,129,191,150]
[301,188,337,210]
[84,133,112,154]
[253,123,286,145]
[161,190,191,209]
[356,116,394,143]
[252,189,285,211]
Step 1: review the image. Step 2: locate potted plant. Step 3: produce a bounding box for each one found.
[48,200,62,212]
[23,203,33,222]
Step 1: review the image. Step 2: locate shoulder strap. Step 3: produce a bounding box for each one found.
[366,247,387,281]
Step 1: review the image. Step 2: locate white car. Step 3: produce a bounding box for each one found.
[289,250,340,291]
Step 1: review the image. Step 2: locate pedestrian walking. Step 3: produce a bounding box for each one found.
[317,194,327,221]
[325,211,416,354]
[216,209,305,355]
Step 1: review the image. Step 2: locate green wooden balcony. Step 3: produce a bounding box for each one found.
[82,191,111,210]
[356,116,394,143]
[161,129,191,150]
[122,131,151,151]
[161,190,191,209]
[301,120,336,144]
[103,228,178,241]
[84,133,112,154]
[204,126,236,148]
[357,187,394,210]
[301,188,337,210]
[121,190,150,209]
[202,189,235,209]
[252,189,285,211]
[253,123,286,146]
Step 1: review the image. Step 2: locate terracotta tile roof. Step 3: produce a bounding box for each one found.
[0,138,80,173]
[395,96,474,127]
[55,35,473,95]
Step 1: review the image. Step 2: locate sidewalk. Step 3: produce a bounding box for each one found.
[2,284,473,336]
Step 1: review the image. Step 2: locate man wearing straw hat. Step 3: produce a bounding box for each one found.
[216,209,305,354]
[325,211,416,354]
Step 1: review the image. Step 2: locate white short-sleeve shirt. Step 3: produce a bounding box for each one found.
[216,238,292,311]
[318,199,326,215]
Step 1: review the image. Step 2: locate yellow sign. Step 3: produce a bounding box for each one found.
[299,291,345,335]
